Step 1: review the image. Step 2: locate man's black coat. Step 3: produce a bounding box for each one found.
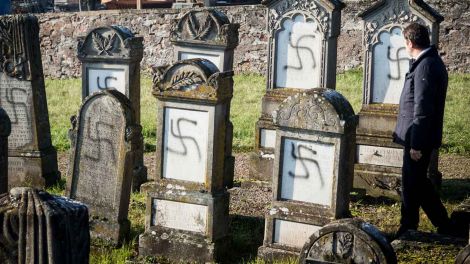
[393,46,448,150]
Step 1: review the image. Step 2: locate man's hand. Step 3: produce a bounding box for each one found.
[410,148,422,161]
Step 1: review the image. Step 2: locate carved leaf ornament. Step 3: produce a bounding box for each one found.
[92,32,118,56]
[185,12,213,40]
[170,71,205,91]
[0,18,27,79]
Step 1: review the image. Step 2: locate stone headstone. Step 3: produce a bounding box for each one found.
[0,187,90,264]
[354,0,443,199]
[0,108,11,195]
[170,9,239,188]
[250,0,344,183]
[456,244,470,264]
[258,88,357,260]
[67,90,141,244]
[139,59,233,263]
[0,15,60,190]
[77,25,147,191]
[299,218,397,264]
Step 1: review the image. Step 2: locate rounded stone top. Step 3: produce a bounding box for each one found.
[0,107,11,137]
[272,88,357,133]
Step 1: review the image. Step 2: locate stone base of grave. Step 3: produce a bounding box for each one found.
[139,228,230,263]
[8,148,60,189]
[90,218,130,246]
[353,163,402,199]
[247,151,274,183]
[257,245,299,262]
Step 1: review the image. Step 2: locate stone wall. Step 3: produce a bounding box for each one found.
[37,1,469,79]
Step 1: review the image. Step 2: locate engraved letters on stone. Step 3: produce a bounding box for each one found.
[0,15,59,189]
[77,25,147,190]
[67,90,141,244]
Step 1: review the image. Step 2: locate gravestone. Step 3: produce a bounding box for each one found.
[257,88,357,260]
[0,108,11,195]
[0,15,60,189]
[170,9,239,188]
[354,0,443,198]
[139,59,233,263]
[77,25,147,191]
[67,90,141,244]
[456,244,470,264]
[250,0,344,183]
[0,187,90,264]
[299,218,397,264]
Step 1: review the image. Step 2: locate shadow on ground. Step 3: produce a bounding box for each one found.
[227,215,265,263]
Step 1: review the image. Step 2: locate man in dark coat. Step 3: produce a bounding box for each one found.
[393,23,453,237]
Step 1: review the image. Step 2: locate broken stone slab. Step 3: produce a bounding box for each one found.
[0,187,90,264]
[0,107,11,195]
[299,218,397,264]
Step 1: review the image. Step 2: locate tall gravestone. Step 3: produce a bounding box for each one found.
[258,88,357,260]
[170,9,239,188]
[0,15,60,189]
[67,90,141,244]
[77,26,147,191]
[354,0,443,198]
[0,108,11,195]
[250,0,344,183]
[139,59,233,263]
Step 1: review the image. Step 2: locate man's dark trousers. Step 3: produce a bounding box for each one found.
[400,146,449,229]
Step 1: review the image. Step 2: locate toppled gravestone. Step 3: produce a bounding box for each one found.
[0,187,90,264]
[0,107,11,195]
[299,218,397,264]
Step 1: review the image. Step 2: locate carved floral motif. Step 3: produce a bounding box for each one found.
[92,32,118,56]
[0,16,31,80]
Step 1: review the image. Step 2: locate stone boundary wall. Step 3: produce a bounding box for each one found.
[38,0,469,79]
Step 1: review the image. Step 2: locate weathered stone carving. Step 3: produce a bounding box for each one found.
[170,9,239,49]
[67,90,139,244]
[0,14,59,190]
[299,218,397,264]
[0,107,10,195]
[0,187,90,264]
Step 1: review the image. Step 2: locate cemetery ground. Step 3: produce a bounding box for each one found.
[45,69,470,264]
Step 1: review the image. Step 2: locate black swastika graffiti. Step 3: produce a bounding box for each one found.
[284,32,316,71]
[387,46,409,80]
[5,88,29,124]
[97,76,118,90]
[166,117,202,161]
[288,142,324,186]
[84,117,116,162]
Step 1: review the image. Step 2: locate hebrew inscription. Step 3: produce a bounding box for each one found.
[0,74,33,148]
[281,138,335,205]
[372,27,409,104]
[163,107,209,183]
[87,67,126,95]
[74,96,124,208]
[275,14,322,89]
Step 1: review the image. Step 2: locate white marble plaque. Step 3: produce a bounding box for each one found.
[281,138,335,206]
[275,14,322,89]
[260,129,276,148]
[357,145,403,167]
[0,73,33,149]
[273,219,321,248]
[372,27,410,104]
[152,199,208,233]
[87,67,126,95]
[180,52,221,71]
[163,107,209,183]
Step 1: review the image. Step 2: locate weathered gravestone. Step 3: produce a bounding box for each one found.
[139,59,233,263]
[0,108,11,195]
[456,244,470,264]
[299,218,397,264]
[0,15,60,189]
[67,90,141,244]
[77,25,147,191]
[250,0,345,183]
[354,0,443,198]
[170,9,239,188]
[257,88,357,260]
[0,187,90,264]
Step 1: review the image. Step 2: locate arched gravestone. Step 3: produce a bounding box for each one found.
[258,88,357,260]
[0,108,11,195]
[299,219,397,264]
[354,0,444,199]
[0,187,90,264]
[0,15,60,189]
[67,90,141,244]
[170,9,239,188]
[456,244,470,264]
[139,59,233,263]
[250,0,345,184]
[77,25,147,191]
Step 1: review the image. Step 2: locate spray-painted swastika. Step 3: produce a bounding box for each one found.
[387,46,409,80]
[5,88,29,124]
[166,117,202,161]
[97,76,118,90]
[284,33,316,71]
[288,142,324,186]
[84,117,116,162]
